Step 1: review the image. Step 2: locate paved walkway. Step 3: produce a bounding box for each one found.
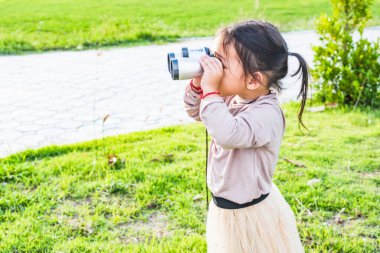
[0,28,379,158]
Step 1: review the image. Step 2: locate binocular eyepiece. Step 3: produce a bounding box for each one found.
[167,47,214,80]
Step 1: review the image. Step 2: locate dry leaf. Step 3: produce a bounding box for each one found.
[108,154,118,165]
[326,102,338,108]
[193,194,203,202]
[307,178,321,186]
[283,158,306,168]
[103,114,110,123]
[308,106,325,112]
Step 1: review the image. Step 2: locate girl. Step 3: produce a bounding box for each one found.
[183,20,308,252]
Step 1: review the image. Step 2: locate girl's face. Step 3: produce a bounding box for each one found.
[211,36,247,97]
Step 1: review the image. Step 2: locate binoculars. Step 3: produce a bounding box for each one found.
[167,47,214,80]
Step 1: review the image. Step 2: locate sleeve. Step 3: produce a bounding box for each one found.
[183,83,202,121]
[199,96,275,149]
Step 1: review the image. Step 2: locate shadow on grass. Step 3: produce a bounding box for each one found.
[0,34,181,56]
[0,126,181,164]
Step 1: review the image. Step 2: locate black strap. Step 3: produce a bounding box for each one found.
[212,192,269,209]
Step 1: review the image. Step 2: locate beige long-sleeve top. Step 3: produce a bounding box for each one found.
[184,84,286,204]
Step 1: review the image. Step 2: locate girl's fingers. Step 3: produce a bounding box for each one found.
[201,56,222,72]
[212,57,223,71]
[201,58,217,74]
[200,56,211,70]
[206,57,220,71]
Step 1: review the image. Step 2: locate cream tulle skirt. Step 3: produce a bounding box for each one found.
[206,183,304,253]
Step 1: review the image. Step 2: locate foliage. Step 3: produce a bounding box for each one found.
[312,0,380,108]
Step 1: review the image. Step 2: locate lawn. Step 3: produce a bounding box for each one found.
[0,102,379,252]
[0,0,379,54]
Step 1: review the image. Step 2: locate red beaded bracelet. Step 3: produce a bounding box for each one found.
[201,91,221,99]
[190,79,202,94]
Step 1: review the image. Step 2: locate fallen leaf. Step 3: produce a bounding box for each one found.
[307,178,321,186]
[326,102,338,108]
[308,106,325,112]
[103,114,110,123]
[283,158,306,168]
[193,194,203,202]
[108,154,118,165]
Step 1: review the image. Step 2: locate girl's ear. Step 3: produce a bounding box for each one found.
[246,72,264,90]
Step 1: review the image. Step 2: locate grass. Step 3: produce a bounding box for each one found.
[0,102,379,252]
[0,0,379,54]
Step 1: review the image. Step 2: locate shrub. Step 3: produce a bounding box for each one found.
[312,0,380,108]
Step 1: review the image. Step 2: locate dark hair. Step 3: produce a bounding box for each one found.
[217,20,310,129]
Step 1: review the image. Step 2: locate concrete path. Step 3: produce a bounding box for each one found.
[0,28,379,158]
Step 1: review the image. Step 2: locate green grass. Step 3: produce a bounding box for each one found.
[0,0,379,55]
[0,102,379,252]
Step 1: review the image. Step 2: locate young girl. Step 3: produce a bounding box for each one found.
[183,20,308,252]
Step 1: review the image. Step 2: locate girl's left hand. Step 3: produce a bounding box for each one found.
[199,55,224,93]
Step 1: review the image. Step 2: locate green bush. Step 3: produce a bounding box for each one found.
[312,0,380,108]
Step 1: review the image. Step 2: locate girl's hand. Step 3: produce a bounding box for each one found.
[192,76,202,87]
[199,55,223,93]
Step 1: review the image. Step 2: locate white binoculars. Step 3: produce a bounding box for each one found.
[167,47,215,80]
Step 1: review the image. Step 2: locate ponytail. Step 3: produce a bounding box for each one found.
[288,52,310,130]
